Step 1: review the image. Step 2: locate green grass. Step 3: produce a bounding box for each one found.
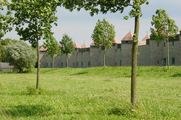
[0,66,181,120]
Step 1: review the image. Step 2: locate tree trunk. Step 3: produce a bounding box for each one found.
[19,68,23,73]
[52,56,54,73]
[167,38,169,70]
[104,47,106,67]
[131,14,139,106]
[36,38,40,89]
[66,54,68,68]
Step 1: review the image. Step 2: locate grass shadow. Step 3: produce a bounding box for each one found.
[71,71,88,75]
[171,73,181,77]
[3,105,52,117]
[108,107,129,116]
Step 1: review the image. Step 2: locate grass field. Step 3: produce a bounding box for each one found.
[0,66,181,120]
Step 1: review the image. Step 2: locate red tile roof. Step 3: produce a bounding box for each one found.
[113,37,121,43]
[73,42,80,48]
[90,41,95,46]
[58,43,62,47]
[141,35,150,41]
[121,32,133,41]
[81,43,88,48]
[39,46,47,51]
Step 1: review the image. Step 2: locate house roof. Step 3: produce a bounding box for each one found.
[81,43,88,48]
[141,35,150,41]
[73,41,80,48]
[58,43,62,47]
[113,37,121,43]
[121,32,133,41]
[39,46,47,51]
[90,41,95,46]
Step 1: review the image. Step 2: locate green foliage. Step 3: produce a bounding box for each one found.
[150,9,178,42]
[26,86,45,95]
[0,38,19,62]
[92,18,115,49]
[43,36,61,59]
[59,34,74,55]
[8,0,59,44]
[4,41,37,73]
[0,0,14,38]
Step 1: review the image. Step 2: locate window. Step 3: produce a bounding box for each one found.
[125,41,129,44]
[61,53,63,56]
[172,57,175,65]
[88,52,90,54]
[88,61,90,67]
[77,62,78,67]
[99,62,101,66]
[158,60,159,64]
[81,52,83,55]
[77,52,78,55]
[93,46,96,48]
[164,42,165,47]
[115,49,117,52]
[46,63,48,67]
[115,62,117,65]
[81,62,83,67]
[120,48,121,51]
[172,41,174,46]
[99,50,101,53]
[61,62,63,67]
[157,43,159,47]
[50,63,52,67]
[58,63,59,66]
[163,58,166,66]
[66,62,67,67]
[120,60,122,66]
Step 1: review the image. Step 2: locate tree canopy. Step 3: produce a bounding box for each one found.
[92,18,115,66]
[4,40,37,73]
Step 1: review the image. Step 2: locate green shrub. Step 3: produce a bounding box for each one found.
[26,86,45,95]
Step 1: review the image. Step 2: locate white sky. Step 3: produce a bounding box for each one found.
[3,0,181,47]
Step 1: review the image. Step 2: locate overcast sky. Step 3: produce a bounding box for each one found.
[3,0,181,47]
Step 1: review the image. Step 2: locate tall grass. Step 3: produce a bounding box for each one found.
[0,66,181,119]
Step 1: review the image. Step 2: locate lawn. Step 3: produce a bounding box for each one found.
[0,66,181,120]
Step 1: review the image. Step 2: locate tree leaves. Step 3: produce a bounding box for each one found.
[91,18,115,49]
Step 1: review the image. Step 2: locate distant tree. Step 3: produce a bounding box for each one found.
[43,36,61,72]
[4,41,37,73]
[59,34,74,68]
[91,18,115,67]
[150,9,178,70]
[0,38,18,62]
[8,0,59,89]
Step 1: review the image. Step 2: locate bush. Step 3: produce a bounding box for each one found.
[26,86,45,95]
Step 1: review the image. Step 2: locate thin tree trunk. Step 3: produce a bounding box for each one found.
[36,38,40,89]
[66,54,68,68]
[167,38,169,70]
[131,14,139,106]
[53,56,54,73]
[104,47,106,67]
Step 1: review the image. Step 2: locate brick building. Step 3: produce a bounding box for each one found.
[39,30,181,68]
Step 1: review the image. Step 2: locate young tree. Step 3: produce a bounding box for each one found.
[43,36,61,72]
[92,18,115,67]
[150,9,178,70]
[4,41,37,73]
[59,34,74,68]
[8,0,59,89]
[62,0,149,106]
